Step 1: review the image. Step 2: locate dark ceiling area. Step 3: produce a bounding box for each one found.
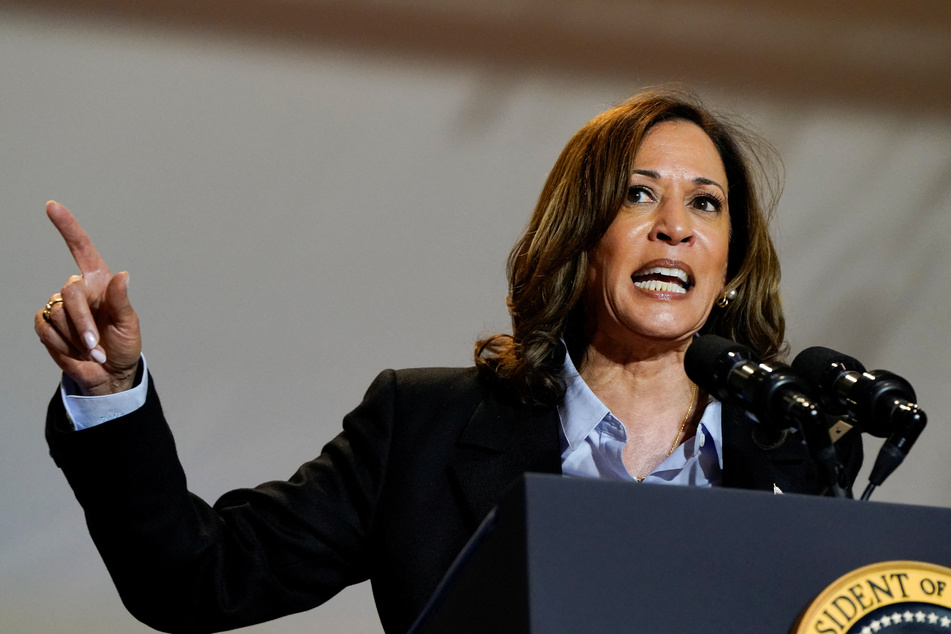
[5,0,950,116]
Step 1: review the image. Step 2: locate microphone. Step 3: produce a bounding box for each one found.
[685,335,847,497]
[792,346,918,437]
[685,335,820,431]
[792,346,927,498]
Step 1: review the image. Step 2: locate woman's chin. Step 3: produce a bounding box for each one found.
[619,309,712,344]
[596,322,704,354]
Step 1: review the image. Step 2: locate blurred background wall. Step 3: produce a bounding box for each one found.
[2,1,949,631]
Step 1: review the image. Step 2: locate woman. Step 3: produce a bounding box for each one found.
[36,91,845,633]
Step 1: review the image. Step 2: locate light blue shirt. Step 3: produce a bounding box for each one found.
[62,354,723,488]
[557,351,723,486]
[61,356,149,430]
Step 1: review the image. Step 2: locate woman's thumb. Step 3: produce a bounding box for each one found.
[104,271,135,324]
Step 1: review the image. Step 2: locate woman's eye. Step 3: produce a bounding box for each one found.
[626,186,653,204]
[693,195,722,212]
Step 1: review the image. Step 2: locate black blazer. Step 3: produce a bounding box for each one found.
[46,367,837,634]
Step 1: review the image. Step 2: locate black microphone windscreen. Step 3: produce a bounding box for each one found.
[684,334,750,389]
[791,346,865,386]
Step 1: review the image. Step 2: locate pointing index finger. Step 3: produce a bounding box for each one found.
[46,201,112,277]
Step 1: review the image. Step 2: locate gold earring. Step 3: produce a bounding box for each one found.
[717,288,738,308]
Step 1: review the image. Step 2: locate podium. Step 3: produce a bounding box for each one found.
[410,474,951,634]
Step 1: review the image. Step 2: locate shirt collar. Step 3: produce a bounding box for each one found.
[557,350,610,451]
[699,401,724,470]
[557,349,724,469]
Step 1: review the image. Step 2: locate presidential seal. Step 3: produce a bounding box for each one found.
[794,561,951,633]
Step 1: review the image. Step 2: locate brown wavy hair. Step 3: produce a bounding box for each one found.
[475,90,786,406]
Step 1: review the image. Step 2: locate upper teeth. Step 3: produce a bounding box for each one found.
[639,266,689,284]
[634,279,686,294]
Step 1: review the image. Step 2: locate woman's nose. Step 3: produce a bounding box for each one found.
[648,201,695,246]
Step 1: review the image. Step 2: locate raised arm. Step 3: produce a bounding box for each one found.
[34,201,142,395]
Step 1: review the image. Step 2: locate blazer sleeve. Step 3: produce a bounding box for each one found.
[46,370,401,634]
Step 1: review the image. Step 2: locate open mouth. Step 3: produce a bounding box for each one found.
[631,265,693,294]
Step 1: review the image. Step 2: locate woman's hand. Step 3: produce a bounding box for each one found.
[34,201,142,396]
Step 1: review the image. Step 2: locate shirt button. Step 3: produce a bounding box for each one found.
[698,430,706,448]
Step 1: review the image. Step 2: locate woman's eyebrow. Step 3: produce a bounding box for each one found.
[631,169,726,193]
[694,176,727,192]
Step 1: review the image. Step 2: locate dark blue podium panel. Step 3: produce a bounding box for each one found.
[412,475,951,634]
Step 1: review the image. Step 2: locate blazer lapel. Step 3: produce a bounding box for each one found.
[449,390,824,525]
[721,402,823,494]
[448,390,561,527]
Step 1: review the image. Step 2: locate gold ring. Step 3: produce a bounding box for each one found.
[42,297,64,323]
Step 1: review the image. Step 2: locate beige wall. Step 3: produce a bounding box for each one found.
[2,3,949,632]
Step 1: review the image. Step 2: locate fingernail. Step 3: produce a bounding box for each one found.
[90,348,107,364]
[83,331,98,349]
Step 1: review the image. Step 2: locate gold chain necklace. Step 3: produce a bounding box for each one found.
[633,382,698,482]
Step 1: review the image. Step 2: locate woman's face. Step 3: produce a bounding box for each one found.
[584,120,732,351]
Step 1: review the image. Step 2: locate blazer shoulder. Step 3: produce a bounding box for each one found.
[389,366,482,392]
[362,366,485,412]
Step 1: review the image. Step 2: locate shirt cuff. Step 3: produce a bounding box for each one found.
[60,355,149,431]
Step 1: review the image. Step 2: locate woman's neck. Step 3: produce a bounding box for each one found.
[578,334,692,399]
[578,335,702,479]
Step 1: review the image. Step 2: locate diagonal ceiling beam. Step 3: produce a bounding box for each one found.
[4,0,950,116]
